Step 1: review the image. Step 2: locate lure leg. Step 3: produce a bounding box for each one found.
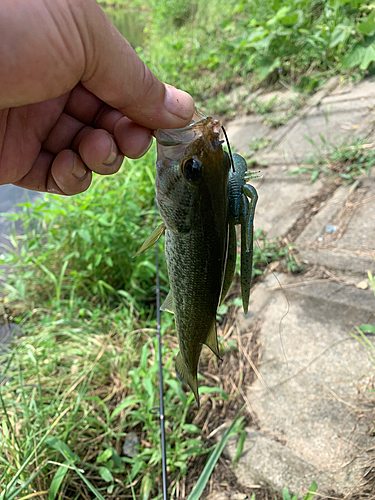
[243,184,258,253]
[244,170,262,182]
[240,196,252,314]
[240,183,258,314]
[220,223,237,304]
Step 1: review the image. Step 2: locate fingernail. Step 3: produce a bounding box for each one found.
[140,134,153,157]
[103,140,118,166]
[164,84,194,120]
[71,154,88,180]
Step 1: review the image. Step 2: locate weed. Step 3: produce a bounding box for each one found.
[0,294,241,499]
[291,138,375,183]
[282,480,318,500]
[0,145,249,498]
[252,230,303,275]
[251,97,279,115]
[248,137,272,152]
[120,0,375,103]
[0,146,166,309]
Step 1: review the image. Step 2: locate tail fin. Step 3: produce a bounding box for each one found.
[175,352,200,408]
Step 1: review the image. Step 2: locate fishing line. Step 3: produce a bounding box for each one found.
[221,126,235,172]
[155,226,169,500]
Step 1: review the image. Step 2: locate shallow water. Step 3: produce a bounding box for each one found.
[0,185,41,246]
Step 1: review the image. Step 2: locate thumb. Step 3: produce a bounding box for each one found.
[80,1,194,129]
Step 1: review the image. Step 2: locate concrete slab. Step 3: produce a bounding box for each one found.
[251,165,325,239]
[227,274,375,497]
[226,116,272,155]
[327,77,375,103]
[258,98,375,165]
[295,179,375,277]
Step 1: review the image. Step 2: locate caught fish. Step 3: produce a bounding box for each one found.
[136,109,259,406]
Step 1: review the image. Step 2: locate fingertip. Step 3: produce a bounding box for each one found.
[78,129,123,175]
[51,150,92,195]
[114,118,154,159]
[164,84,195,123]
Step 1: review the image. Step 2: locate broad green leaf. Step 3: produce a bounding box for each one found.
[341,45,366,68]
[96,448,113,463]
[280,12,300,25]
[187,407,245,500]
[360,44,375,70]
[256,57,281,81]
[45,437,79,462]
[357,13,375,36]
[98,466,114,483]
[303,480,318,500]
[217,304,228,315]
[140,473,152,500]
[78,229,92,243]
[360,324,375,333]
[48,463,70,500]
[198,386,229,400]
[110,396,140,419]
[282,487,292,500]
[329,25,350,48]
[182,424,202,434]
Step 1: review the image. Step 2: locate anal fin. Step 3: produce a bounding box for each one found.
[204,322,222,360]
[175,352,200,407]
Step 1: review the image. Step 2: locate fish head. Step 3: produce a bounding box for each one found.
[155,109,231,233]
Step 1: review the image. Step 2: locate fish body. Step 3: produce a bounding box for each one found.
[155,110,231,405]
[136,110,259,406]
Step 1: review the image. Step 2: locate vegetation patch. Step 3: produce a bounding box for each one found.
[291,138,375,183]
[107,0,375,106]
[0,143,302,499]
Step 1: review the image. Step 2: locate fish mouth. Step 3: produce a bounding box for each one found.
[155,108,222,151]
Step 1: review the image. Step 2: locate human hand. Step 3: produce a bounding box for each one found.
[0,0,194,195]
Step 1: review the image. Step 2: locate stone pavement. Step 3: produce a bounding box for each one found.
[225,78,375,497]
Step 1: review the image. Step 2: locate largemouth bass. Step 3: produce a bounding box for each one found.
[153,110,230,406]
[136,110,259,407]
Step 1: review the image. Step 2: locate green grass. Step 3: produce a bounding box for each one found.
[0,300,223,499]
[0,142,301,499]
[291,137,375,183]
[102,0,375,107]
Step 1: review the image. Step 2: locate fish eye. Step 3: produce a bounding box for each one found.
[182,157,202,183]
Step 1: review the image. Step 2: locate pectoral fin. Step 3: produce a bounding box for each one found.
[133,222,166,257]
[204,322,222,360]
[175,352,200,407]
[160,290,174,314]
